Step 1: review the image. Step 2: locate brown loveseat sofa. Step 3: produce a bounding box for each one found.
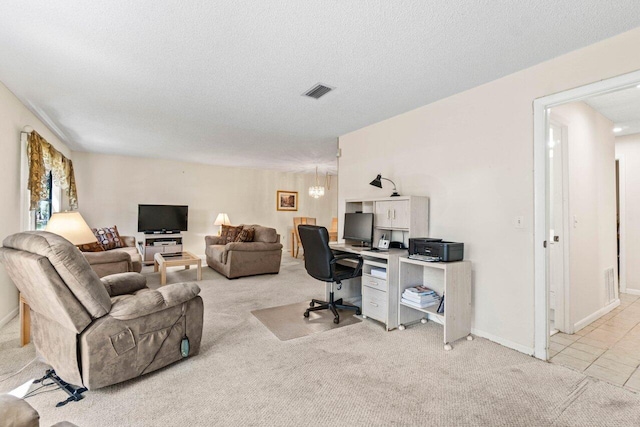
[81,235,143,278]
[0,231,203,390]
[205,224,283,279]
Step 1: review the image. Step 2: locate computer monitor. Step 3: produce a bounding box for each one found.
[343,213,374,247]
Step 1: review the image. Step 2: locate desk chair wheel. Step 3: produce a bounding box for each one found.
[333,317,339,324]
[303,311,310,318]
[356,309,361,315]
[309,301,314,307]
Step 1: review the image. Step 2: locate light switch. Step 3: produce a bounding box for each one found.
[514,216,524,229]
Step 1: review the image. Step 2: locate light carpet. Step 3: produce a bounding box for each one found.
[1,254,640,426]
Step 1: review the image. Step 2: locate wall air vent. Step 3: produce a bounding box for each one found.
[303,83,334,99]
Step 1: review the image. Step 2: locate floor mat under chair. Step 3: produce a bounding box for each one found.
[251,301,362,341]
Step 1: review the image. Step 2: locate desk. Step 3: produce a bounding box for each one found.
[330,243,407,331]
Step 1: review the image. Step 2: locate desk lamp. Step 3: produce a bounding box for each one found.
[45,211,97,245]
[214,213,231,235]
[369,174,400,197]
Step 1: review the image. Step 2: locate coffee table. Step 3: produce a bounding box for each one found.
[154,251,202,285]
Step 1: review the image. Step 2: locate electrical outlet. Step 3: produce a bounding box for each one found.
[514,216,524,229]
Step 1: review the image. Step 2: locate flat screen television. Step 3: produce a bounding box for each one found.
[343,212,374,247]
[138,204,188,233]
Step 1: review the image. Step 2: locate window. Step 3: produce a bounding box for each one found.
[34,171,53,230]
[21,131,69,231]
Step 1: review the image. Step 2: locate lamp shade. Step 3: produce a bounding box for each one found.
[369,174,383,188]
[214,213,231,226]
[369,174,400,197]
[45,211,97,245]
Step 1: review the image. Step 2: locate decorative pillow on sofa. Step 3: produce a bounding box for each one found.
[78,241,105,252]
[92,226,123,250]
[235,227,255,242]
[220,225,243,243]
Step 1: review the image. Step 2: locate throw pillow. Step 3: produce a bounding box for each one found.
[93,225,124,250]
[78,241,105,252]
[235,227,255,242]
[220,225,243,243]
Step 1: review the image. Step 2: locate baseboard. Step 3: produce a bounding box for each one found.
[471,328,534,356]
[622,289,640,296]
[574,299,620,331]
[0,306,19,330]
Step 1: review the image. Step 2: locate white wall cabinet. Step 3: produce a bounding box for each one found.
[345,196,428,247]
[374,200,409,229]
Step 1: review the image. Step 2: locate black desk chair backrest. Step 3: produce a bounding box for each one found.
[298,225,334,282]
[297,224,362,324]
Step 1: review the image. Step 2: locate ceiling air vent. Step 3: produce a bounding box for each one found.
[303,83,334,99]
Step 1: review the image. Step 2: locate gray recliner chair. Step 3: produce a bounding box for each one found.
[0,231,204,390]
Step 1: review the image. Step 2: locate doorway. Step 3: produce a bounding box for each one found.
[535,70,640,390]
[533,69,640,361]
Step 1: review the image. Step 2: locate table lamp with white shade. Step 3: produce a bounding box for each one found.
[214,213,231,235]
[45,211,97,245]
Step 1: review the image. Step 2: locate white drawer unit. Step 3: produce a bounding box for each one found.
[362,286,387,323]
[362,274,388,292]
[360,258,399,331]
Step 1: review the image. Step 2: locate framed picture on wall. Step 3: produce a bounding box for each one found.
[277,190,298,211]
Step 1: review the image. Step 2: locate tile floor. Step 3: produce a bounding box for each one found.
[550,293,640,391]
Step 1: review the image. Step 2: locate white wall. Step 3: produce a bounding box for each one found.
[338,27,640,353]
[0,81,72,327]
[616,133,640,293]
[551,102,617,327]
[72,152,337,256]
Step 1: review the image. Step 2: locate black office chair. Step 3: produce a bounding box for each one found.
[298,225,363,324]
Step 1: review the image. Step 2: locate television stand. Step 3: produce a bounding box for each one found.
[141,233,183,265]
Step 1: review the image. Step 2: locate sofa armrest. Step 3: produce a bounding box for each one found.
[0,394,39,427]
[121,235,137,248]
[205,235,225,246]
[101,272,147,297]
[225,241,283,252]
[83,250,133,278]
[109,282,201,320]
[83,250,131,265]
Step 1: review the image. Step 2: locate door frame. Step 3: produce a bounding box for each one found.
[617,156,632,295]
[547,118,571,334]
[533,69,640,360]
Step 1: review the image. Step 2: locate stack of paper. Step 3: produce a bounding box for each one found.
[401,286,440,309]
[370,267,386,279]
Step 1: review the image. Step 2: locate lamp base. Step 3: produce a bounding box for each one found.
[390,191,401,197]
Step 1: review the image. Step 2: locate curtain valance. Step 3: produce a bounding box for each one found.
[27,131,78,210]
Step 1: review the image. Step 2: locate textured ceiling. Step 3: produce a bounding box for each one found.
[586,85,640,136]
[1,1,640,173]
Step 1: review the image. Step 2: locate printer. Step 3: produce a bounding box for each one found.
[408,238,464,262]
